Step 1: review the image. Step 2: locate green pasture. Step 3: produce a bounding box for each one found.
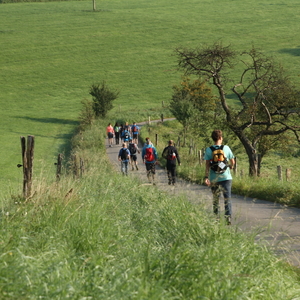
[1,0,300,193]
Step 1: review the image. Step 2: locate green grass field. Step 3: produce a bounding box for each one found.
[1,0,300,193]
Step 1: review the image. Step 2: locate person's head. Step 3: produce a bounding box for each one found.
[133,122,136,125]
[211,130,223,142]
[168,140,174,146]
[146,138,151,145]
[122,142,127,148]
[108,123,111,126]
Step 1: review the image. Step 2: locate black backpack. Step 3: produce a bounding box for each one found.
[163,147,176,160]
[128,143,136,155]
[209,145,228,174]
[121,148,129,160]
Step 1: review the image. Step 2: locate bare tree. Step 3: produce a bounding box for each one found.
[175,43,300,176]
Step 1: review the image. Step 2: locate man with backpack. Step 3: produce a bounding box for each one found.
[118,142,131,176]
[142,139,158,184]
[122,129,131,143]
[204,130,235,225]
[131,122,140,144]
[128,141,140,171]
[162,140,181,185]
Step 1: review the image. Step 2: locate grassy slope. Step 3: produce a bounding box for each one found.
[1,0,300,192]
[1,120,299,299]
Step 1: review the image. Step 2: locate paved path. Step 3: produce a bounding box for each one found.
[106,129,300,268]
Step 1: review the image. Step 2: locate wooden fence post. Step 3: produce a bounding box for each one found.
[56,153,63,181]
[177,137,181,149]
[20,135,35,198]
[233,157,237,175]
[161,114,164,122]
[286,168,291,181]
[198,150,202,165]
[80,157,85,176]
[277,165,283,181]
[155,134,158,146]
[72,154,79,178]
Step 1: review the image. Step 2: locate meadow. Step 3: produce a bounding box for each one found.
[1,0,300,194]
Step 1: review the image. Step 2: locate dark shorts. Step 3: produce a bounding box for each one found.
[131,154,137,161]
[145,162,156,174]
[107,132,113,139]
[132,133,138,138]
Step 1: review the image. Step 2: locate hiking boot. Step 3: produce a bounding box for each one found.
[136,165,138,170]
[132,166,134,171]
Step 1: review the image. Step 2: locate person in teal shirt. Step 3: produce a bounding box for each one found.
[204,130,235,225]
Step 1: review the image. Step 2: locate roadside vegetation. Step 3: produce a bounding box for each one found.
[1,118,300,299]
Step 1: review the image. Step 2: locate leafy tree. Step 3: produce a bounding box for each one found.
[170,77,219,144]
[175,43,300,176]
[89,81,119,118]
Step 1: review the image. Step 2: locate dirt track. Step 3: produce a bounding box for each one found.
[106,125,300,268]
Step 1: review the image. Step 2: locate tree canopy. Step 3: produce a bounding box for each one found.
[175,43,300,175]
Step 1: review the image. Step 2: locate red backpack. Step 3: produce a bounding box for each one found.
[144,147,155,162]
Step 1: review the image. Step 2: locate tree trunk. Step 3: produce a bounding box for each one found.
[233,130,259,177]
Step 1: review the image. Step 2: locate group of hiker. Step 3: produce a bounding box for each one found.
[110,122,235,225]
[106,122,140,147]
[117,137,181,186]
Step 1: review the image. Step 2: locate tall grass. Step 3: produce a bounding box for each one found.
[1,119,300,299]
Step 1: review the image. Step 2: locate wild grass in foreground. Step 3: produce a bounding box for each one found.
[0,120,300,299]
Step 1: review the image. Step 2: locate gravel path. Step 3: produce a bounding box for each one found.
[105,126,300,268]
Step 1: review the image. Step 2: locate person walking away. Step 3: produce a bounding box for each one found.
[142,139,158,184]
[106,123,114,147]
[128,141,140,170]
[131,122,140,144]
[118,142,131,176]
[204,130,235,225]
[124,122,130,133]
[162,140,181,185]
[114,122,120,145]
[122,128,131,143]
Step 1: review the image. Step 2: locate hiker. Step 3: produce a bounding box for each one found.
[131,122,140,144]
[124,122,130,133]
[114,122,120,145]
[106,123,114,147]
[162,140,181,185]
[142,139,158,184]
[118,142,131,176]
[122,128,131,143]
[128,140,140,171]
[144,137,152,147]
[204,129,235,225]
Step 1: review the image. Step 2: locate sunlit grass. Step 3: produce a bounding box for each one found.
[1,119,299,299]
